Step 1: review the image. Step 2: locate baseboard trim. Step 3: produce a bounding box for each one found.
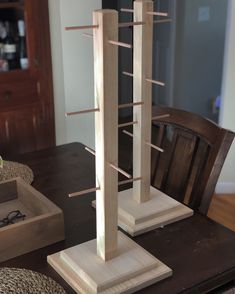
[216,182,235,194]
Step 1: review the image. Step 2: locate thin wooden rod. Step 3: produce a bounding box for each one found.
[118,121,138,128]
[118,101,143,109]
[152,114,170,120]
[84,146,131,179]
[118,21,145,28]
[85,146,96,156]
[65,24,99,31]
[123,129,133,138]
[109,40,133,49]
[83,32,93,38]
[66,108,99,117]
[145,141,164,153]
[123,130,164,152]
[146,78,165,87]
[147,11,168,17]
[109,163,132,179]
[123,71,134,77]
[154,18,172,24]
[118,177,142,186]
[120,8,134,13]
[69,187,100,198]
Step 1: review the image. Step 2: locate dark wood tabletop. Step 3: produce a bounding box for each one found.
[1,142,235,294]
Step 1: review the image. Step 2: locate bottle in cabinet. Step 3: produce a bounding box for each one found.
[18,20,28,70]
[3,21,17,70]
[0,21,8,71]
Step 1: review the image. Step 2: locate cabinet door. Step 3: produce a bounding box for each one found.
[0,104,46,156]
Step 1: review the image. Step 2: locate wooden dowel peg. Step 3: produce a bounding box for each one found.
[152,114,170,120]
[120,8,134,13]
[145,142,164,153]
[146,78,165,87]
[83,32,93,38]
[109,163,132,179]
[118,101,143,109]
[84,146,131,179]
[69,187,100,198]
[85,146,96,156]
[118,21,145,28]
[66,108,99,117]
[147,11,168,17]
[118,177,142,186]
[154,18,172,24]
[109,40,133,49]
[118,121,138,128]
[123,71,134,77]
[65,24,99,31]
[123,130,133,138]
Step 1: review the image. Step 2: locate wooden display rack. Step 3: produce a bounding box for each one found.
[47,1,192,293]
[92,0,193,236]
[116,0,193,237]
[116,0,194,230]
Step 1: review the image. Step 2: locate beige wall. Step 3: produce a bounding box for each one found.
[218,0,235,192]
[49,0,101,148]
[48,0,66,145]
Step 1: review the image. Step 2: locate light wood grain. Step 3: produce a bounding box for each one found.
[93,9,119,261]
[133,0,153,203]
[122,71,134,77]
[118,121,138,128]
[154,18,172,24]
[0,178,64,262]
[109,40,133,49]
[109,163,132,179]
[69,187,100,198]
[85,146,96,156]
[118,177,142,186]
[118,186,193,236]
[48,231,172,293]
[146,78,165,87]
[152,114,170,120]
[65,24,98,31]
[66,108,99,117]
[120,8,134,13]
[208,194,235,232]
[145,141,164,152]
[118,21,145,28]
[147,11,168,17]
[118,101,144,109]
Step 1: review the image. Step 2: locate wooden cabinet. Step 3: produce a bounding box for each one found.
[0,0,55,157]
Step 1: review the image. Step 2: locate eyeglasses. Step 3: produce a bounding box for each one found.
[0,210,26,228]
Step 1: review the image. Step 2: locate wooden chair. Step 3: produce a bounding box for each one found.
[151,105,235,215]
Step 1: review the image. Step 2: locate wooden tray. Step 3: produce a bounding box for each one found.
[0,177,65,262]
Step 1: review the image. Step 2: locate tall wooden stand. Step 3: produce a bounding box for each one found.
[48,9,172,294]
[117,0,193,236]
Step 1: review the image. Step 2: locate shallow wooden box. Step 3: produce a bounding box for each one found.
[0,177,65,262]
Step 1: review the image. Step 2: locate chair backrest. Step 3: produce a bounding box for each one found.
[151,105,235,215]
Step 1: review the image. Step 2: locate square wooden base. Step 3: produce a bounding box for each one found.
[48,231,172,293]
[117,186,193,236]
[92,186,193,236]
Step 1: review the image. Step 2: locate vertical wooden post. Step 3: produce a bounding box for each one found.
[93,10,119,261]
[133,0,153,203]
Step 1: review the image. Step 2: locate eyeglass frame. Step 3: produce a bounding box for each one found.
[0,210,26,228]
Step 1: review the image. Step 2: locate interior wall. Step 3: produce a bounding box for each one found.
[173,0,227,122]
[49,0,101,149]
[217,0,235,193]
[48,0,66,145]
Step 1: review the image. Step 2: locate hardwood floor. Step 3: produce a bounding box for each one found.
[208,194,235,232]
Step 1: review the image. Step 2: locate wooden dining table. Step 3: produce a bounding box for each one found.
[1,142,235,294]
